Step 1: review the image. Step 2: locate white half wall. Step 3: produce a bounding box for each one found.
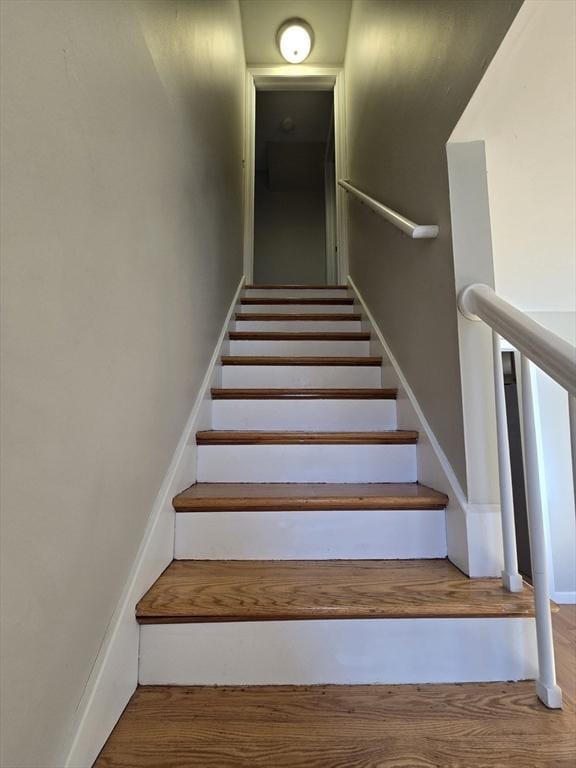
[449,0,576,598]
[450,0,576,313]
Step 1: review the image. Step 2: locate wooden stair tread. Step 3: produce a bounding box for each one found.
[222,356,382,366]
[236,313,362,321]
[229,332,370,341]
[244,284,347,289]
[211,388,397,400]
[136,559,536,623]
[241,298,355,305]
[173,482,448,511]
[196,430,418,445]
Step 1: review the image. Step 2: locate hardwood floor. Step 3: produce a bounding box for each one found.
[195,430,419,445]
[95,606,575,767]
[236,313,363,321]
[135,559,537,624]
[210,388,398,399]
[221,355,383,366]
[172,482,448,511]
[229,331,371,340]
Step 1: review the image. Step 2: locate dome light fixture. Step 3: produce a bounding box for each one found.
[276,18,314,64]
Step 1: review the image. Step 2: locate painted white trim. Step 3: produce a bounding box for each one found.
[63,276,245,768]
[139,617,537,686]
[243,72,256,283]
[348,276,503,577]
[333,69,349,282]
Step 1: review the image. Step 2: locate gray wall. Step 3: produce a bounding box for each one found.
[0,1,245,765]
[344,0,522,491]
[254,91,332,285]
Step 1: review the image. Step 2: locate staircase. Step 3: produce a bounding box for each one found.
[135,284,536,687]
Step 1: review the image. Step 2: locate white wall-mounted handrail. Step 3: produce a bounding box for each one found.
[338,179,439,239]
[459,283,576,397]
[459,282,576,711]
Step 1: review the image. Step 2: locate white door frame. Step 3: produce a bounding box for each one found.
[243,66,349,285]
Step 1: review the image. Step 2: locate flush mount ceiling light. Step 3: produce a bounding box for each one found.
[276,18,314,64]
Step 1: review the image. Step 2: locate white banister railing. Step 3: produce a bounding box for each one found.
[459,282,576,710]
[338,180,439,239]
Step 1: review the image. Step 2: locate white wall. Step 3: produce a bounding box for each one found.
[450,0,576,599]
[0,1,245,766]
[451,0,576,312]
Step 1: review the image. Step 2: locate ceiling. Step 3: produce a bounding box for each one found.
[239,0,352,66]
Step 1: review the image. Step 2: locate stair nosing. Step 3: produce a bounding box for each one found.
[210,388,397,400]
[173,482,447,512]
[221,356,382,366]
[229,332,370,341]
[196,430,418,445]
[236,314,362,321]
[135,559,537,624]
[244,284,348,290]
[240,298,355,305]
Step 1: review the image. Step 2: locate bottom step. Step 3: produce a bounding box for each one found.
[137,560,537,686]
[95,680,574,768]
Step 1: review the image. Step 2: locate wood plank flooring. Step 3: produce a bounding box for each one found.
[172,482,448,511]
[135,559,537,624]
[95,607,576,768]
[210,388,398,399]
[240,298,355,305]
[244,284,348,289]
[195,430,418,445]
[236,313,363,321]
[221,356,382,366]
[229,331,371,340]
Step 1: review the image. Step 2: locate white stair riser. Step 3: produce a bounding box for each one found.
[239,304,356,314]
[197,444,417,483]
[139,617,537,685]
[245,289,349,299]
[235,320,362,332]
[221,365,381,388]
[211,400,397,431]
[229,340,370,357]
[175,509,447,560]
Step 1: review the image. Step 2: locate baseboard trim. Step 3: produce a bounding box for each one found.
[347,276,503,577]
[551,591,576,605]
[63,276,245,768]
